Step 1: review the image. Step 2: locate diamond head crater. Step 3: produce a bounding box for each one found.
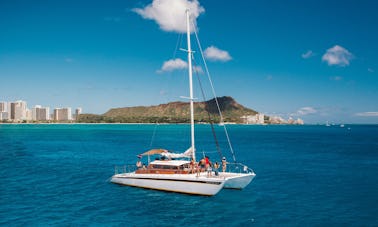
[78,96,258,124]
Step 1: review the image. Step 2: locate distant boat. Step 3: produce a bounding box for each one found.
[340,124,345,128]
[111,10,255,195]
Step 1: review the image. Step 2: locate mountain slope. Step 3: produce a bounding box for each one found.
[78,96,258,123]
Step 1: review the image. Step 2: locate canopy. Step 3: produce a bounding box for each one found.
[139,149,168,156]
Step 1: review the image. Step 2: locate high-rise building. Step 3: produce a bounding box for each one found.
[0,102,6,112]
[10,100,27,121]
[32,105,50,121]
[75,107,82,120]
[0,112,9,121]
[53,107,72,121]
[0,102,8,121]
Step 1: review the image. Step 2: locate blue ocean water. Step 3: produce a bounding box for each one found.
[0,124,377,226]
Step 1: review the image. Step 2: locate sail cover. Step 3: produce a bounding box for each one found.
[160,147,193,159]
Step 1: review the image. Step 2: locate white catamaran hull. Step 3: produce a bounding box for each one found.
[111,173,225,196]
[220,172,256,189]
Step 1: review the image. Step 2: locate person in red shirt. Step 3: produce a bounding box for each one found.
[205,156,212,177]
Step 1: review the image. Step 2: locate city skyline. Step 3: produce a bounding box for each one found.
[1,0,378,124]
[0,99,81,122]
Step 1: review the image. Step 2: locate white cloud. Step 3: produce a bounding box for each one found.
[158,58,188,73]
[330,76,343,81]
[301,50,315,59]
[322,45,353,67]
[355,112,378,117]
[296,107,317,116]
[159,90,168,95]
[204,46,232,62]
[193,65,203,74]
[133,0,204,33]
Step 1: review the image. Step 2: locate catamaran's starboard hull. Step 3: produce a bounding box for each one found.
[111,173,225,196]
[221,172,256,189]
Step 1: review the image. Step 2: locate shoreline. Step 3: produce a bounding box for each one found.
[0,122,376,126]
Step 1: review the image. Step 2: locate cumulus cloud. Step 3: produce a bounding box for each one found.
[158,58,188,73]
[322,45,353,66]
[204,46,232,62]
[296,107,317,116]
[355,112,378,117]
[301,50,315,59]
[133,0,204,33]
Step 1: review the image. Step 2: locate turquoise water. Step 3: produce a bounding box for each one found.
[0,124,377,226]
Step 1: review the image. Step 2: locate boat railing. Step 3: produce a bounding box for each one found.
[114,164,138,174]
[114,162,254,175]
[223,162,254,174]
[114,164,192,174]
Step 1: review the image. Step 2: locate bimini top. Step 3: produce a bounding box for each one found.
[150,160,190,167]
[139,149,168,156]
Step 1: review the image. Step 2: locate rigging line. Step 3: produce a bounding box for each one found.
[146,122,159,165]
[163,33,184,105]
[173,33,183,59]
[200,150,221,154]
[191,20,237,162]
[192,57,223,160]
[149,122,159,148]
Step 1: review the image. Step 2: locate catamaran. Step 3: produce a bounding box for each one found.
[111,10,225,196]
[111,9,255,195]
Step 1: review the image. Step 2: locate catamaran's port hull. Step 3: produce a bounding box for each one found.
[221,172,256,189]
[111,173,225,196]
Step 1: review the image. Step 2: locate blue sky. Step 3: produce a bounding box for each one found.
[1,0,377,124]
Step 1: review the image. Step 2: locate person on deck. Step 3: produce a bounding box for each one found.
[196,162,200,177]
[190,158,195,174]
[213,161,219,176]
[205,156,212,177]
[222,157,227,172]
[199,158,206,172]
[136,157,142,169]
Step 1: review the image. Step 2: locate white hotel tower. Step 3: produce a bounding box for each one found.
[32,105,50,121]
[53,107,72,121]
[10,100,28,121]
[0,101,9,120]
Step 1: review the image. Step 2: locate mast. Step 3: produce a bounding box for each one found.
[186,9,196,162]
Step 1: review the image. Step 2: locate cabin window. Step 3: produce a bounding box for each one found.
[152,165,178,170]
